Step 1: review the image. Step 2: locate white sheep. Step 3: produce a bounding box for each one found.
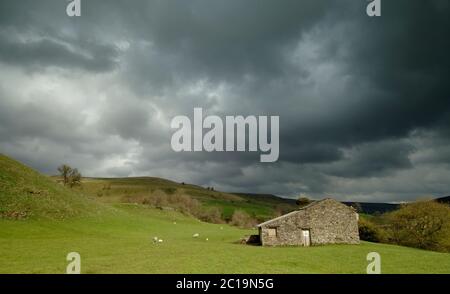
[206,238,209,241]
[153,236,158,243]
[158,239,163,243]
[193,233,199,238]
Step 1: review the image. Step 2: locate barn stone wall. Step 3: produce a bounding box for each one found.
[259,199,360,246]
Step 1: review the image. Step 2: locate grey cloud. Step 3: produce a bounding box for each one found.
[0,32,119,72]
[323,140,415,178]
[0,1,120,72]
[0,0,449,202]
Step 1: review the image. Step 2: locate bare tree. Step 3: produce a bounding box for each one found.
[57,164,82,188]
[57,164,72,186]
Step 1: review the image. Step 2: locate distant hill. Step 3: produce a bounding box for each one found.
[436,196,450,204]
[0,154,102,219]
[234,193,403,215]
[343,201,400,214]
[344,196,450,215]
[232,193,296,205]
[235,194,401,215]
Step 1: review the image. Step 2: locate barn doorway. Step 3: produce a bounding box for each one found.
[301,229,311,246]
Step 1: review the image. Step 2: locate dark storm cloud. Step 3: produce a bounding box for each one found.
[334,0,450,141]
[117,0,330,80]
[281,1,449,138]
[110,0,450,169]
[0,0,449,202]
[323,140,415,178]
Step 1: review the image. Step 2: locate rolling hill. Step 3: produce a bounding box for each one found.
[76,178,405,221]
[2,153,445,222]
[0,154,289,222]
[74,177,298,221]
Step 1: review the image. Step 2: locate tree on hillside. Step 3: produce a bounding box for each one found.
[57,164,82,188]
[57,164,72,186]
[386,200,450,252]
[296,196,312,208]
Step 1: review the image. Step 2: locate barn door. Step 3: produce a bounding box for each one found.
[302,229,311,246]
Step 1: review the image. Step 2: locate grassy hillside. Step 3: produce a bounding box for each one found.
[75,177,296,221]
[1,204,449,274]
[0,154,103,219]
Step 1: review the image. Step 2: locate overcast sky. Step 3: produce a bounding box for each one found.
[0,0,449,202]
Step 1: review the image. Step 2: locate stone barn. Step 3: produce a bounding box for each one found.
[257,198,360,246]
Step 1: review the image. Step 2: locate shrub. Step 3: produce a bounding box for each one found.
[230,210,258,228]
[134,192,202,216]
[197,207,224,224]
[121,191,227,224]
[171,194,201,215]
[385,201,450,252]
[163,187,176,195]
[296,197,312,208]
[358,217,387,243]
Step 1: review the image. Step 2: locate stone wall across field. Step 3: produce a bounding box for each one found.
[259,199,360,246]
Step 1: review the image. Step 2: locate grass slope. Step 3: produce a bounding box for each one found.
[0,154,103,219]
[77,177,295,220]
[1,204,449,274]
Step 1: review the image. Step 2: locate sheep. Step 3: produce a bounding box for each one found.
[158,239,163,243]
[153,236,158,243]
[193,233,199,238]
[206,238,209,241]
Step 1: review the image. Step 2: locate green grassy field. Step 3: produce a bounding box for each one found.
[2,204,450,274]
[76,177,295,220]
[1,154,450,274]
